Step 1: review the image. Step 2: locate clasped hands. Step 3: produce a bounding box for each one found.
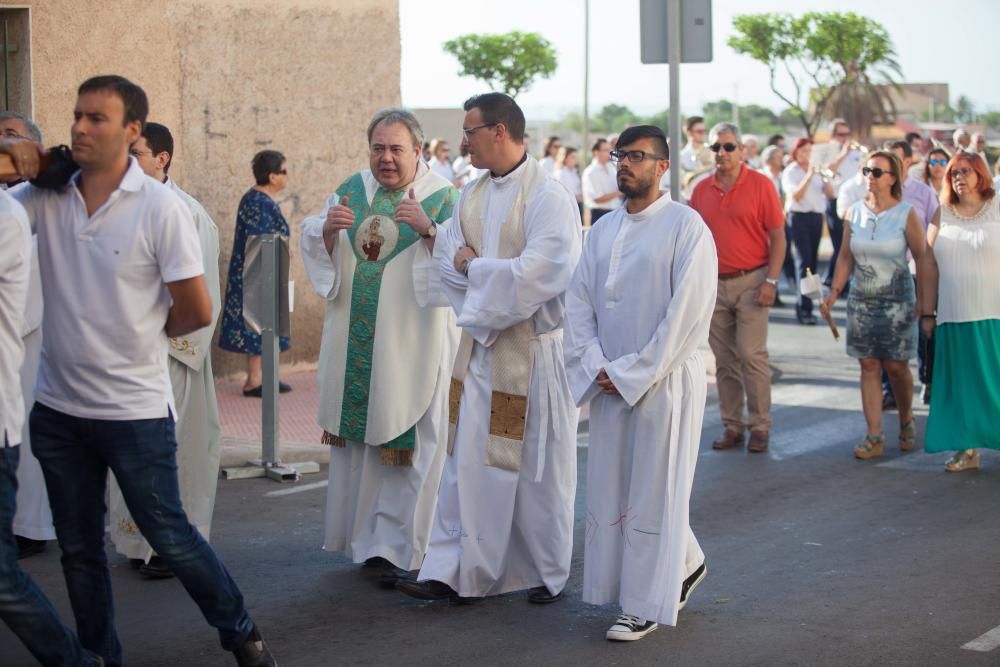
[596,368,620,397]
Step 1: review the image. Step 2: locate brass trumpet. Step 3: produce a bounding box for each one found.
[849,141,869,154]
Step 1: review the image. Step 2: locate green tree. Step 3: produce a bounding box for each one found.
[443,31,557,98]
[955,95,975,123]
[980,111,1000,131]
[728,11,902,138]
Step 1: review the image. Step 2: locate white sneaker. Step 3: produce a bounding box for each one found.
[678,562,707,611]
[606,614,658,641]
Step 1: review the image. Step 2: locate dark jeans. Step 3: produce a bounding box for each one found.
[590,208,613,224]
[782,220,797,286]
[0,444,94,666]
[30,403,253,667]
[789,211,824,318]
[824,197,843,286]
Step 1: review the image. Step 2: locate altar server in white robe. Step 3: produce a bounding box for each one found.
[396,93,581,604]
[565,125,717,641]
[300,108,460,587]
[12,239,55,558]
[108,123,223,578]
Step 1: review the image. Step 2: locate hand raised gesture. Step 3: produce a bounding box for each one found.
[323,193,355,253]
[394,188,432,237]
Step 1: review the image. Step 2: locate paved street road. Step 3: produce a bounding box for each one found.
[3,299,999,666]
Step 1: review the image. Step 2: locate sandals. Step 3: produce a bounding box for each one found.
[854,433,884,460]
[944,449,980,473]
[898,419,917,452]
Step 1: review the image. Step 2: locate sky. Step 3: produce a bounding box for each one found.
[400,0,1000,120]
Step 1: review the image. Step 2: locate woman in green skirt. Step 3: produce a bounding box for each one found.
[920,152,1000,472]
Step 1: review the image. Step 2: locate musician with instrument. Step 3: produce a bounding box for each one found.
[814,119,866,289]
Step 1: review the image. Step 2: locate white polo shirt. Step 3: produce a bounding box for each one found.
[582,160,621,210]
[0,191,30,445]
[12,158,203,421]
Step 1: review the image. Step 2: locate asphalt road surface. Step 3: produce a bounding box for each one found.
[4,298,999,666]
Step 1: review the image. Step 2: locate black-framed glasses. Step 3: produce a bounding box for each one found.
[862,166,889,178]
[129,148,153,158]
[462,123,497,138]
[710,142,738,153]
[276,168,288,175]
[609,149,667,164]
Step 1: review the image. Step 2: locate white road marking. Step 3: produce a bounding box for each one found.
[962,624,1000,652]
[264,479,329,497]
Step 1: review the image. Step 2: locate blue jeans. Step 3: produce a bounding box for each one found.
[30,403,253,666]
[789,211,824,318]
[0,444,94,666]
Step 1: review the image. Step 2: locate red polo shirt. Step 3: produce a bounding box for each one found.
[689,166,785,274]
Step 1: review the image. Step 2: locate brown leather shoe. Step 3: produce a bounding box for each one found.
[712,430,745,450]
[748,431,769,453]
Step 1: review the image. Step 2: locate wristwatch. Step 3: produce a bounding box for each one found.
[421,224,437,239]
[764,277,779,286]
[459,257,472,276]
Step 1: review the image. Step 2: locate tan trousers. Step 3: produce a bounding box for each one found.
[709,268,772,433]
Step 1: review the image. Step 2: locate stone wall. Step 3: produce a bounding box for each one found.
[1,0,401,377]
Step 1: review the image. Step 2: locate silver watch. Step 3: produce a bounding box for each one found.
[764,277,779,286]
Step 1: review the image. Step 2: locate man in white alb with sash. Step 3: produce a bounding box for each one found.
[300,109,459,587]
[396,93,581,605]
[565,126,717,642]
[108,122,223,578]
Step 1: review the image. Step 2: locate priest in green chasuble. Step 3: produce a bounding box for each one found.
[300,108,459,586]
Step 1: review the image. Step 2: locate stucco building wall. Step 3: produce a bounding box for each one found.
[0,0,401,378]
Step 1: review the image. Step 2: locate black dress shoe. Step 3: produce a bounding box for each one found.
[279,381,292,394]
[527,586,563,604]
[362,556,391,570]
[396,578,460,601]
[16,536,47,560]
[797,314,818,325]
[378,564,414,589]
[232,624,276,667]
[242,385,263,398]
[139,556,175,580]
[922,385,931,405]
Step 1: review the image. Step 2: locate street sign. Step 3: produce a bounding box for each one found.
[639,0,713,64]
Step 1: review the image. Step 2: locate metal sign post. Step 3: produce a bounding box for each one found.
[639,0,713,199]
[223,233,318,483]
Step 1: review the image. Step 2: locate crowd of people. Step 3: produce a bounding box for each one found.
[0,73,997,666]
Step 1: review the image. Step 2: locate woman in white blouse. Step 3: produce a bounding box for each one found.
[781,138,834,325]
[554,146,583,222]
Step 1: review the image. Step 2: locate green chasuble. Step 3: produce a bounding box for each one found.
[333,173,457,462]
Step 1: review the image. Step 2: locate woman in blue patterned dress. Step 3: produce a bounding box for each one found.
[219,150,292,396]
[821,151,928,460]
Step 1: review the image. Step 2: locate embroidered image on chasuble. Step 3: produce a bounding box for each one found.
[448,166,546,473]
[321,171,458,465]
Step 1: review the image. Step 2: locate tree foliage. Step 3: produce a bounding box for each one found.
[442,31,557,98]
[728,11,902,138]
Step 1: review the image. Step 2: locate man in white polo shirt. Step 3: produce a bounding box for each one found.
[2,75,274,667]
[582,137,622,224]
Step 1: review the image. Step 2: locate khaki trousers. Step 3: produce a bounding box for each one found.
[708,268,772,433]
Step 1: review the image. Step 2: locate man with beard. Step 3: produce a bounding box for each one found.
[396,92,581,605]
[300,108,459,588]
[564,125,717,641]
[689,122,786,454]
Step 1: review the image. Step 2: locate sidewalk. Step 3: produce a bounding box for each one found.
[217,346,719,467]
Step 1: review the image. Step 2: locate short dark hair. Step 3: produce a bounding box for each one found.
[141,122,174,174]
[252,149,286,186]
[904,132,922,145]
[685,116,704,132]
[591,138,607,153]
[463,93,525,142]
[767,134,784,146]
[77,75,148,129]
[616,125,669,160]
[886,139,912,159]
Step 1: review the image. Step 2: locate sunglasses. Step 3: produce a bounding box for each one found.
[862,166,890,178]
[710,142,738,153]
[927,159,948,167]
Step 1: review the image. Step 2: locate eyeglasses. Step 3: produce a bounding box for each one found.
[1,129,31,140]
[710,142,738,153]
[834,131,851,138]
[462,123,497,138]
[862,166,890,178]
[129,149,153,158]
[950,167,974,180]
[276,169,288,175]
[927,159,948,167]
[609,149,667,164]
